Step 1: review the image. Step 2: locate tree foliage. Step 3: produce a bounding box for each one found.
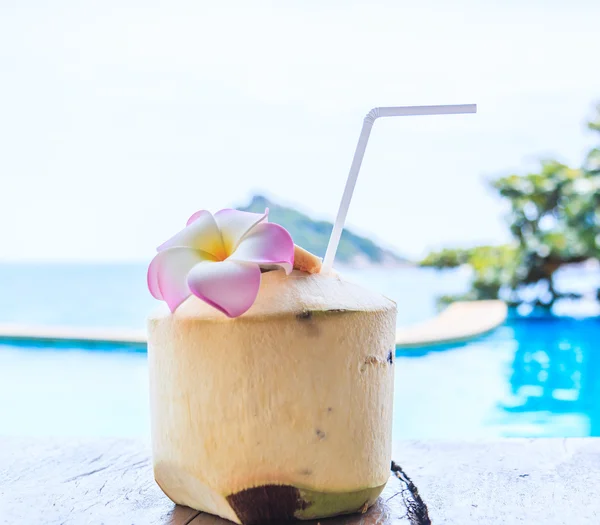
[421,103,600,308]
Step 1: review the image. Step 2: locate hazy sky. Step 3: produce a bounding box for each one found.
[2,0,599,262]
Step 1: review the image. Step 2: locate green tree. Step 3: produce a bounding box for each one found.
[422,245,520,306]
[422,103,600,308]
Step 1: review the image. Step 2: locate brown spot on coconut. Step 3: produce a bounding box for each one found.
[226,485,305,525]
[296,310,313,321]
[360,354,389,372]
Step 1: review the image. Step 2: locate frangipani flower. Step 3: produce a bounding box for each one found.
[148,208,294,317]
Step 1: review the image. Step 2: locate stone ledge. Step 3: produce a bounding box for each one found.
[1,438,597,524]
[396,300,508,348]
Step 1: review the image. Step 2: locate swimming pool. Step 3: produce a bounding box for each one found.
[394,315,600,439]
[2,315,598,439]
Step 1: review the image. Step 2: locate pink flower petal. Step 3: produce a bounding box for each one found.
[147,255,164,300]
[186,210,205,226]
[147,247,209,312]
[158,210,226,260]
[214,208,268,254]
[228,222,294,274]
[187,260,261,318]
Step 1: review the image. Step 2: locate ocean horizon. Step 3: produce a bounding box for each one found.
[0,262,473,330]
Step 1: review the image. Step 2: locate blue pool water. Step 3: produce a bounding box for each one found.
[0,263,599,438]
[394,316,600,439]
[1,315,598,439]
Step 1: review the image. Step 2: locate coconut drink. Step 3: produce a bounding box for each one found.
[147,208,395,524]
[147,104,476,523]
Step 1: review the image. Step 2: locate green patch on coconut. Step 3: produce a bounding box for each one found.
[296,483,386,519]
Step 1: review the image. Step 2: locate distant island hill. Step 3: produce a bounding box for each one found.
[238,196,409,268]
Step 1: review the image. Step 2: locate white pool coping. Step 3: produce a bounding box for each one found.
[0,300,508,349]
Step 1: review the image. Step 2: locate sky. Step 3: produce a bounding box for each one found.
[1,0,600,262]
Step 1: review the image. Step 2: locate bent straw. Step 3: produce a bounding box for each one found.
[322,104,477,273]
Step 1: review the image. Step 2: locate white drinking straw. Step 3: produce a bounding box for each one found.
[322,104,477,273]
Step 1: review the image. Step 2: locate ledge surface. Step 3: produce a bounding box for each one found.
[1,438,598,524]
[396,300,508,348]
